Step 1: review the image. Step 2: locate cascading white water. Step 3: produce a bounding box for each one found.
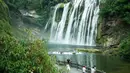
[49,0,100,46]
[55,3,70,42]
[46,0,100,67]
[50,4,60,41]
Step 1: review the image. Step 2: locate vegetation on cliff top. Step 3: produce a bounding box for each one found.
[100,0,130,24]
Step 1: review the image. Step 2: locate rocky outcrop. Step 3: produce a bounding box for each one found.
[98,0,130,49]
[97,17,130,48]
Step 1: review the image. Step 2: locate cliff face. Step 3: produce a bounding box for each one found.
[97,0,130,48]
[4,0,70,27]
[97,18,130,47]
[3,0,70,39]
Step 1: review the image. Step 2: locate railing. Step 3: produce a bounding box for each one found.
[56,60,106,73]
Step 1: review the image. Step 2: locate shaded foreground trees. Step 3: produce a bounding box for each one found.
[0,0,59,73]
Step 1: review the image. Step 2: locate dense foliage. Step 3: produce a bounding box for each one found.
[100,0,130,24]
[0,0,59,73]
[0,36,59,73]
[119,36,130,62]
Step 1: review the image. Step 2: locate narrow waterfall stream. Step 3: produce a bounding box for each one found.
[45,0,100,68]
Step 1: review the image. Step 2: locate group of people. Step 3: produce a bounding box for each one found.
[66,59,96,73]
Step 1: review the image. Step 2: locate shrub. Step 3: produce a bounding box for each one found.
[0,20,59,73]
[119,36,130,61]
[0,35,59,73]
[100,0,130,24]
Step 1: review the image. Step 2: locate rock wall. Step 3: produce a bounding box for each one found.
[97,0,130,48]
[2,0,70,39]
[97,17,130,48]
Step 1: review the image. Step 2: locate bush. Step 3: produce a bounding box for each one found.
[0,20,59,73]
[100,0,130,24]
[119,36,130,61]
[0,36,59,73]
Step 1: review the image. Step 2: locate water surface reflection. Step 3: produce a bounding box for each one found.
[49,51,130,73]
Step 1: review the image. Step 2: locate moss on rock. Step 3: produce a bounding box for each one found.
[77,48,102,53]
[59,3,64,8]
[102,48,119,56]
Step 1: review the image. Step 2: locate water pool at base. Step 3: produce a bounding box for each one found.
[50,52,130,73]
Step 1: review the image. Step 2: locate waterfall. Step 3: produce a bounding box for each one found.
[49,0,100,46]
[46,0,100,68]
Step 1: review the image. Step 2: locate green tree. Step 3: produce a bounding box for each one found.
[100,0,130,24]
[0,0,59,73]
[119,36,130,62]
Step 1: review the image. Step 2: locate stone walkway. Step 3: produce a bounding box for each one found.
[56,65,82,73]
[69,67,82,73]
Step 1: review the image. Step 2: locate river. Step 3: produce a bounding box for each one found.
[48,47,130,73]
